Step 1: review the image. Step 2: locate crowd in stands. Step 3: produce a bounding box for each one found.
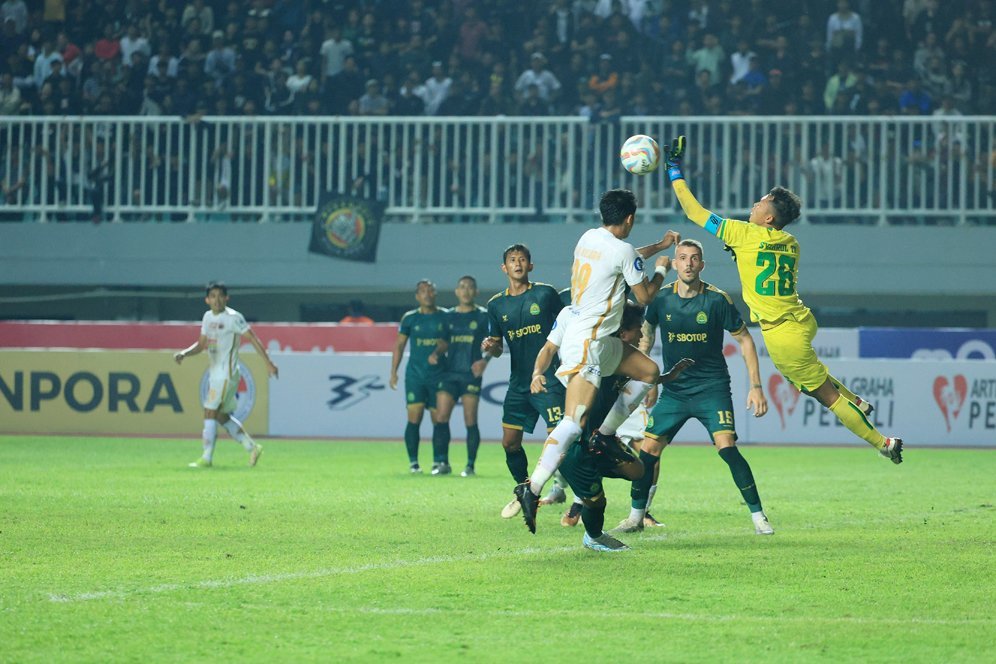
[0,0,992,120]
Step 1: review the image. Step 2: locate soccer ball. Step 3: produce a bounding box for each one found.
[619,135,661,175]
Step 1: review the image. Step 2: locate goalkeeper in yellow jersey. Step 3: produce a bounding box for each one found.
[662,136,902,464]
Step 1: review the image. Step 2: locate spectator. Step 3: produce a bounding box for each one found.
[514,52,562,104]
[899,76,932,114]
[341,300,374,324]
[420,60,452,116]
[121,25,151,68]
[329,55,364,114]
[181,0,214,36]
[204,31,236,88]
[826,0,863,56]
[148,46,179,79]
[286,59,313,95]
[456,7,488,62]
[358,79,389,116]
[0,0,26,35]
[921,55,950,100]
[687,33,724,86]
[320,25,354,88]
[947,61,973,112]
[587,53,618,95]
[395,70,426,115]
[94,24,121,62]
[729,39,756,85]
[808,142,844,208]
[33,39,64,89]
[913,31,944,78]
[823,60,857,112]
[478,80,513,115]
[0,71,26,115]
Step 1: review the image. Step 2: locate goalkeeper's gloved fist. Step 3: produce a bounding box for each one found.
[664,136,686,182]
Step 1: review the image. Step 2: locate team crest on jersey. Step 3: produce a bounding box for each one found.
[469,321,478,330]
[696,312,708,324]
[666,314,671,321]
[529,303,541,315]
[634,257,644,272]
[647,415,654,428]
[199,361,256,422]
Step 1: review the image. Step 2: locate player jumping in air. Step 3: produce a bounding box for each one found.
[390,279,449,473]
[174,282,277,468]
[514,189,681,534]
[663,136,903,463]
[482,244,566,519]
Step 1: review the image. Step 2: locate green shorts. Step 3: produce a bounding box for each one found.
[405,376,440,409]
[437,372,483,399]
[558,442,604,501]
[501,382,565,434]
[646,390,738,444]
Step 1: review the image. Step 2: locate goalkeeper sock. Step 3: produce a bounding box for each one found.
[466,425,480,467]
[718,446,763,513]
[598,380,654,436]
[222,416,255,451]
[404,422,420,464]
[504,446,529,483]
[432,422,450,464]
[201,419,217,461]
[828,394,887,449]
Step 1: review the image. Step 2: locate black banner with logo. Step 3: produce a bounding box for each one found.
[309,193,383,263]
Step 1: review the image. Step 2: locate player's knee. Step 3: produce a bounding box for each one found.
[581,494,605,510]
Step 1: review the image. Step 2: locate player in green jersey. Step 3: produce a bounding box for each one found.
[390,279,450,473]
[482,244,566,519]
[615,239,774,535]
[431,275,492,477]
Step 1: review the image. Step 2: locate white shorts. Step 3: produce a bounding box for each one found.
[204,371,239,413]
[617,402,649,442]
[556,335,625,389]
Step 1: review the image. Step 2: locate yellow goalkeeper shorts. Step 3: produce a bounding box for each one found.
[760,313,829,393]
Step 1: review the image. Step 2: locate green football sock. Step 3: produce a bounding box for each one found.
[432,423,450,464]
[505,447,529,483]
[828,394,886,449]
[466,425,480,467]
[404,422,419,464]
[630,450,659,509]
[718,446,762,513]
[581,502,604,539]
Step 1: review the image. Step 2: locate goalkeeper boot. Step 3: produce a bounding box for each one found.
[752,511,775,535]
[501,498,522,519]
[612,516,645,534]
[539,483,566,506]
[248,443,263,467]
[561,501,583,527]
[513,481,540,534]
[582,532,630,552]
[880,437,903,465]
[643,512,666,528]
[188,457,212,468]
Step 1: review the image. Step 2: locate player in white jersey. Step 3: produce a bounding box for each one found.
[174,282,279,468]
[513,188,680,533]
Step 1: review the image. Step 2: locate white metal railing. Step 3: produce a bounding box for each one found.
[0,115,993,224]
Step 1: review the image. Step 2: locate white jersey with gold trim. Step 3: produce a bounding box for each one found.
[200,307,250,378]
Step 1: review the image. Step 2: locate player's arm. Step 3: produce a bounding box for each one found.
[243,328,279,378]
[629,256,671,306]
[731,326,767,417]
[639,321,656,355]
[173,335,207,364]
[428,338,449,365]
[635,230,681,259]
[389,333,408,390]
[664,136,725,238]
[530,340,560,394]
[659,358,694,384]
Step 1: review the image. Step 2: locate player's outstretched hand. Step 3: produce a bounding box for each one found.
[471,358,488,378]
[664,136,686,182]
[655,255,671,273]
[267,362,279,379]
[659,230,681,251]
[659,357,694,384]
[173,351,184,365]
[747,385,768,417]
[481,336,502,358]
[530,373,547,394]
[389,373,398,390]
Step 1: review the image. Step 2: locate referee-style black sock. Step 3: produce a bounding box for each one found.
[581,502,605,539]
[630,450,659,509]
[466,425,480,467]
[505,447,529,483]
[718,446,763,513]
[432,423,451,464]
[404,422,419,464]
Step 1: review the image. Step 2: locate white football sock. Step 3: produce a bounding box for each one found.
[528,417,582,496]
[629,506,647,522]
[222,416,255,451]
[598,380,655,436]
[202,419,218,461]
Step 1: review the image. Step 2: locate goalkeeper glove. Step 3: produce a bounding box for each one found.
[664,136,686,182]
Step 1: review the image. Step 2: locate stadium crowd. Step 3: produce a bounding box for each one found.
[0,0,992,119]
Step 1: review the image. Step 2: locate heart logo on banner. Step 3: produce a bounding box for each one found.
[769,374,800,430]
[933,375,967,432]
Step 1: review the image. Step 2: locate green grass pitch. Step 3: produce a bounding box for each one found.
[1,435,993,662]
